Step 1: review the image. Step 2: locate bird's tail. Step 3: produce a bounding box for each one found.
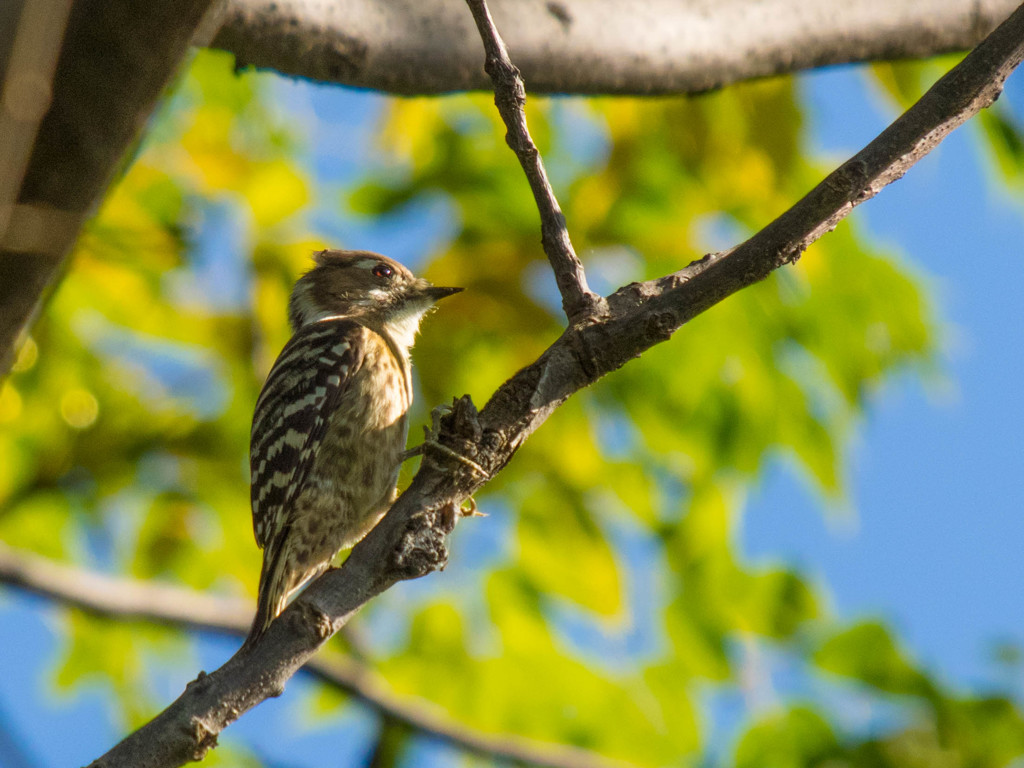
[241,540,291,652]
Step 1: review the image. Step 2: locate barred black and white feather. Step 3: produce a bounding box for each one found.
[249,318,364,549]
[242,249,461,651]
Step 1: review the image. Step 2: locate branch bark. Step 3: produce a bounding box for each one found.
[2,0,1017,382]
[211,0,1019,95]
[0,0,76,248]
[0,0,216,377]
[0,542,636,768]
[88,4,1024,766]
[464,0,601,323]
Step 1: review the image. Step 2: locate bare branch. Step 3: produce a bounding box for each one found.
[88,5,1024,766]
[3,0,1016,380]
[0,0,216,378]
[211,0,1018,95]
[464,0,602,323]
[0,0,76,245]
[0,542,252,631]
[0,542,633,768]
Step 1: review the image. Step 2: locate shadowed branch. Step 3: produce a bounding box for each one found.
[0,542,635,768]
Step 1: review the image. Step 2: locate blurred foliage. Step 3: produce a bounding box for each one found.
[1,47,1023,768]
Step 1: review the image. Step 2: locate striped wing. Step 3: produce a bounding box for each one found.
[250,318,364,549]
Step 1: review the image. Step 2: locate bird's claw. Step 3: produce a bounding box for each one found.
[460,497,485,518]
[425,402,453,440]
[415,402,489,479]
[400,445,423,462]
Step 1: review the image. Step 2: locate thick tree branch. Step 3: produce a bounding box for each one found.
[2,0,1016,381]
[89,5,1024,767]
[0,543,635,768]
[0,0,75,246]
[464,0,601,323]
[0,0,216,378]
[212,0,1018,95]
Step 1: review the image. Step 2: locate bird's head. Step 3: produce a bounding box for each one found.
[288,250,462,348]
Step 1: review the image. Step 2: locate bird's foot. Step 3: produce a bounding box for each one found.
[415,402,490,479]
[460,497,486,518]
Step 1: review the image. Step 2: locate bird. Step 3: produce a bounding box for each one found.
[243,249,461,649]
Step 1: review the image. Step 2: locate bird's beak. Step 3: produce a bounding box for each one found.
[422,285,464,302]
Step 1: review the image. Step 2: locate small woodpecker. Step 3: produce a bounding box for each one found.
[244,249,461,648]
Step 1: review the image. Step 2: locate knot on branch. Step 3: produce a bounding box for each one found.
[644,311,677,343]
[188,718,218,761]
[391,503,456,579]
[440,394,483,441]
[184,670,210,694]
[485,56,524,96]
[290,598,334,644]
[773,244,806,268]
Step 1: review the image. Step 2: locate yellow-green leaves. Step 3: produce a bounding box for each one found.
[814,622,934,698]
[345,77,942,765]
[4,42,984,768]
[735,707,839,768]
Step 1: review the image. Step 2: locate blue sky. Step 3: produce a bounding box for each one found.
[744,64,1024,694]
[1,57,1023,767]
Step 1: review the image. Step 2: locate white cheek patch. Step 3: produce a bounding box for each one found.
[368,288,389,298]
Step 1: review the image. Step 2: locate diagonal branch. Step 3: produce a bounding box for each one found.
[464,0,602,323]
[0,0,76,244]
[0,0,216,378]
[0,542,253,631]
[89,4,1024,767]
[0,542,634,768]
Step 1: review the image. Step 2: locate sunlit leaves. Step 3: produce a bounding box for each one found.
[57,612,153,728]
[735,707,839,768]
[516,479,622,616]
[0,40,993,768]
[978,107,1024,188]
[379,572,701,764]
[347,75,942,765]
[0,492,73,559]
[814,622,935,699]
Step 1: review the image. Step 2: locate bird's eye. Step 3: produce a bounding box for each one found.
[372,263,393,279]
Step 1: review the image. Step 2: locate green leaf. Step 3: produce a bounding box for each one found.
[814,621,934,697]
[735,706,839,768]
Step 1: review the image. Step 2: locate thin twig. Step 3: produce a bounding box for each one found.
[0,542,633,768]
[464,0,604,323]
[87,3,1024,766]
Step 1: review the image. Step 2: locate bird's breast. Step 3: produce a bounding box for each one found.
[305,330,410,518]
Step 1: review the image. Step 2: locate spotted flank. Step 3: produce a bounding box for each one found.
[250,319,364,549]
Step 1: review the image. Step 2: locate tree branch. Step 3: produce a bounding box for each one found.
[0,542,253,632]
[0,0,76,249]
[0,0,216,378]
[0,542,635,768]
[2,0,1016,381]
[88,5,1024,766]
[211,0,1019,95]
[464,0,601,323]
